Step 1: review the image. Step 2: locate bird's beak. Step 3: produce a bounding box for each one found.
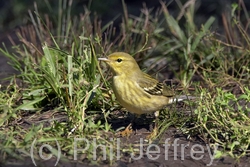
[98,57,110,62]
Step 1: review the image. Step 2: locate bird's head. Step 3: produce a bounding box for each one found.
[98,52,141,76]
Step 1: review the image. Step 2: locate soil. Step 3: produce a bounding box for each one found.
[1,32,250,167]
[1,118,249,167]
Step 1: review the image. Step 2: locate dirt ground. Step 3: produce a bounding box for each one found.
[1,122,249,167]
[1,32,250,167]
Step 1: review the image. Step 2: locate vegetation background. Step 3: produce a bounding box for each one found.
[0,0,249,166]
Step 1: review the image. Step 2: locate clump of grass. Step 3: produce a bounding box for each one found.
[186,87,250,159]
[0,1,113,164]
[147,0,250,160]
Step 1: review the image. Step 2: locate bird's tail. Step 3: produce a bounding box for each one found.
[169,95,198,103]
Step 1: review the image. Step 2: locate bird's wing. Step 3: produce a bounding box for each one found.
[137,73,175,97]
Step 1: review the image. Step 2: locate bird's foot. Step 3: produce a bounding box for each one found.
[146,123,158,140]
[117,123,133,137]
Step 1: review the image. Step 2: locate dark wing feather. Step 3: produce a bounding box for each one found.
[137,73,175,97]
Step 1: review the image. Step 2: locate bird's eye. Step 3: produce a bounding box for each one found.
[117,58,122,63]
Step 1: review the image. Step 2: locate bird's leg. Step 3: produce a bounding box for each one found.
[133,114,140,135]
[146,111,159,140]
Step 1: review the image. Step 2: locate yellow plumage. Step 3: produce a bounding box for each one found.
[98,52,176,115]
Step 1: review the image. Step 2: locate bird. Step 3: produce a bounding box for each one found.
[98,52,192,137]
